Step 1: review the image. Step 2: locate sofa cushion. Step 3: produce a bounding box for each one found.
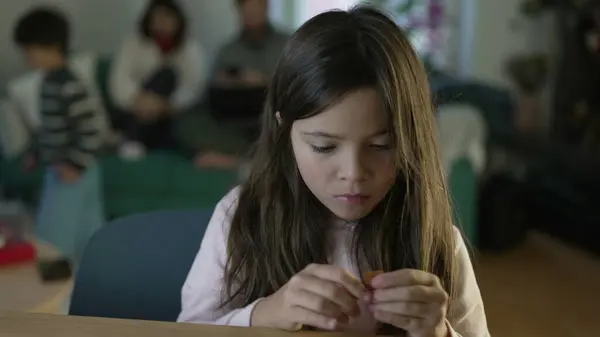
[167,155,238,208]
[101,152,172,192]
[448,158,478,246]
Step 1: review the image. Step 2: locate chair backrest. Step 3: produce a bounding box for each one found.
[69,209,213,322]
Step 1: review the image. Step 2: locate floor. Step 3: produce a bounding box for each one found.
[475,232,600,337]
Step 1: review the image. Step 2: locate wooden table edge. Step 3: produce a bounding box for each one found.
[0,311,369,336]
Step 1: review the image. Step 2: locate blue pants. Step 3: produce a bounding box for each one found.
[36,164,104,263]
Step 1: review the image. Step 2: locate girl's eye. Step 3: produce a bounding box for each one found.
[371,144,391,150]
[310,145,336,154]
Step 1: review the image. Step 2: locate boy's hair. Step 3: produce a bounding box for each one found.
[13,7,70,52]
[223,5,457,334]
[139,0,187,50]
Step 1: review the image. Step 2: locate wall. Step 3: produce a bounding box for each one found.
[470,0,558,87]
[468,0,559,133]
[0,0,557,89]
[0,0,239,88]
[293,0,361,28]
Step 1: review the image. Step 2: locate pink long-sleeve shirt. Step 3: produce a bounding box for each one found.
[178,187,490,336]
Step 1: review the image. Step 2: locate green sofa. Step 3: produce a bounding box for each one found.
[0,155,478,244]
[0,151,238,220]
[0,55,479,244]
[448,158,478,246]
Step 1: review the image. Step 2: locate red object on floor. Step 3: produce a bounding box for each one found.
[0,242,37,266]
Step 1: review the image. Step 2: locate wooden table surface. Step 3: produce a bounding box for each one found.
[0,241,72,314]
[0,312,359,337]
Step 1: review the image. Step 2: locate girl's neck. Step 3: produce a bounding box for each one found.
[332,217,359,230]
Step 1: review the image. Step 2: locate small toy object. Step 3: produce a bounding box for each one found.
[363,270,384,290]
[0,204,36,266]
[0,242,36,266]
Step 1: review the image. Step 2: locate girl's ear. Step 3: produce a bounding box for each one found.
[275,111,283,125]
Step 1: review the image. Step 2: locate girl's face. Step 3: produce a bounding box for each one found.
[150,7,179,37]
[290,89,396,221]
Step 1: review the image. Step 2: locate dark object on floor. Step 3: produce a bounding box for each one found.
[69,209,212,322]
[478,174,529,252]
[37,258,72,282]
[524,164,600,256]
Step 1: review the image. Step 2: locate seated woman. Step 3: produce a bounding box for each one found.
[109,0,205,158]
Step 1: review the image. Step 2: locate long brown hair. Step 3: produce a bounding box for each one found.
[223,4,456,319]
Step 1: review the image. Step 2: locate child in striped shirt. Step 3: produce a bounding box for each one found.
[14,8,104,264]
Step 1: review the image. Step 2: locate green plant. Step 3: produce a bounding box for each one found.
[368,0,425,34]
[370,0,419,13]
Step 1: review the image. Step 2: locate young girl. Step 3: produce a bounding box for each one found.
[178,6,489,336]
[110,0,205,154]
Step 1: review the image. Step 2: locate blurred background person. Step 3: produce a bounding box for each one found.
[13,7,105,264]
[179,0,291,168]
[212,0,289,89]
[110,0,206,159]
[179,0,292,169]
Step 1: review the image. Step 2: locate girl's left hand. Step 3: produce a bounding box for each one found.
[368,269,449,337]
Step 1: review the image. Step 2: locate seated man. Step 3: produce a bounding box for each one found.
[180,0,290,169]
[212,0,289,91]
[208,0,290,143]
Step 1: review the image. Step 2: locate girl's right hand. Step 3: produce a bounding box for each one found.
[251,264,365,331]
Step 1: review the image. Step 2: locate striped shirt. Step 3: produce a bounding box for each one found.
[37,68,102,171]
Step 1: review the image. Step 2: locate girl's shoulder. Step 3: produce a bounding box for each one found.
[215,185,242,217]
[452,226,468,255]
[206,186,242,238]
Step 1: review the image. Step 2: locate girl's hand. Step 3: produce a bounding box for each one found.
[368,269,449,337]
[251,264,365,331]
